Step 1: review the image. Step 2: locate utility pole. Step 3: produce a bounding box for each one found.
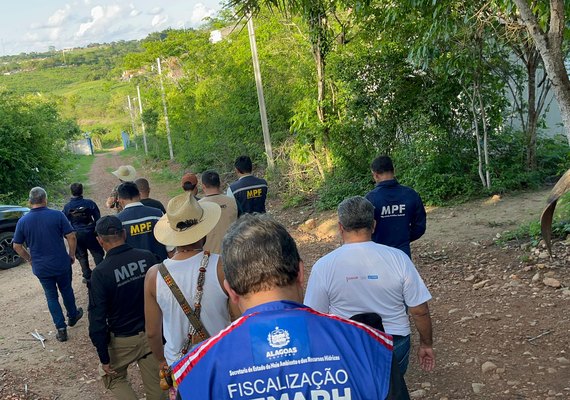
[247,16,274,170]
[127,96,138,150]
[137,85,148,155]
[157,57,174,160]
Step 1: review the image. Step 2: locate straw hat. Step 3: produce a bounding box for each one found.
[154,193,221,247]
[111,165,137,182]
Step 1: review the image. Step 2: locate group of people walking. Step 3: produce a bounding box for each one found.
[13,154,433,399]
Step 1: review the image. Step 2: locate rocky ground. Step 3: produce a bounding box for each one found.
[0,150,568,399]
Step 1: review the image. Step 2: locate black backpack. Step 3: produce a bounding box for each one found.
[69,206,93,225]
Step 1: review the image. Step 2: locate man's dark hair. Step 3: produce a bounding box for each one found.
[338,196,375,232]
[117,181,140,200]
[222,214,301,296]
[70,183,83,197]
[183,181,197,191]
[234,155,253,174]
[371,155,394,174]
[134,178,150,193]
[202,170,221,188]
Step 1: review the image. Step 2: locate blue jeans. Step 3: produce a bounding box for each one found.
[38,268,79,329]
[392,334,411,375]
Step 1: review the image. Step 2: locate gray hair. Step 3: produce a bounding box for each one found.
[222,214,301,296]
[29,187,47,205]
[338,196,374,232]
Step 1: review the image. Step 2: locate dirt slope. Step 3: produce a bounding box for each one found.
[0,152,568,400]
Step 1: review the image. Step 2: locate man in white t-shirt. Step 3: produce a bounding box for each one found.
[304,196,435,375]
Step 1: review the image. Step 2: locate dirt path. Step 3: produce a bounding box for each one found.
[0,152,568,399]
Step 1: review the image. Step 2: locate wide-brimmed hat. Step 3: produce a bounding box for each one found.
[154,193,221,247]
[111,165,137,182]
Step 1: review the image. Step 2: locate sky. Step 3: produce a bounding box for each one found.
[1,0,223,56]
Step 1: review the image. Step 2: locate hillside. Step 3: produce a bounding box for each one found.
[0,42,141,139]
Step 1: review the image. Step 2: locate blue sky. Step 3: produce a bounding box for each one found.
[1,0,223,55]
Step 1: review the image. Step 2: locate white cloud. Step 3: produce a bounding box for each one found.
[149,7,163,15]
[130,9,142,17]
[76,4,123,38]
[190,3,215,25]
[47,5,71,27]
[151,14,168,27]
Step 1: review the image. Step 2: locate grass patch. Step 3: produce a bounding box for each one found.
[496,193,570,246]
[65,154,97,194]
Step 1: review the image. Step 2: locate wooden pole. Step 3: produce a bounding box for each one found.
[137,85,148,155]
[247,16,274,169]
[157,57,174,160]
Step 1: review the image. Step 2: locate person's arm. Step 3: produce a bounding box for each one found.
[88,271,112,367]
[408,302,435,371]
[144,265,167,368]
[409,194,426,242]
[92,202,101,222]
[13,243,31,264]
[65,232,77,264]
[216,258,240,321]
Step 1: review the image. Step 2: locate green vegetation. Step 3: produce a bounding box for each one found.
[0,3,569,213]
[0,90,80,203]
[65,155,96,193]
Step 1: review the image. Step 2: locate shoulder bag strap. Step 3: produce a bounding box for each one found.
[158,257,210,342]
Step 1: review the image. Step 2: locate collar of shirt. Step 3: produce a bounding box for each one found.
[244,300,304,316]
[124,202,144,209]
[376,179,398,188]
[70,196,84,201]
[105,243,133,257]
[238,174,253,180]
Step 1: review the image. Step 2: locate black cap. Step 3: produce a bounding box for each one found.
[95,215,123,236]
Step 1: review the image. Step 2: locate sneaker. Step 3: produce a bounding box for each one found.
[68,307,83,327]
[56,328,68,342]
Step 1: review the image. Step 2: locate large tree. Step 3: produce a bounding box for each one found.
[512,0,570,145]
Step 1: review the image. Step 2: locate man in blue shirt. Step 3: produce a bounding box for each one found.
[227,155,268,216]
[13,187,83,342]
[172,214,408,399]
[365,156,426,258]
[63,182,104,283]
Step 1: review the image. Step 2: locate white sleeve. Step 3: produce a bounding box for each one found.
[304,261,330,313]
[401,255,432,307]
[226,186,234,198]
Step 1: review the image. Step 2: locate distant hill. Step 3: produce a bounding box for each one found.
[0,41,143,141]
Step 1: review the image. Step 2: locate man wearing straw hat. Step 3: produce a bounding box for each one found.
[106,165,137,212]
[144,193,237,389]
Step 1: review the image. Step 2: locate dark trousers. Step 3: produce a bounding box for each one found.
[75,229,104,279]
[38,268,79,329]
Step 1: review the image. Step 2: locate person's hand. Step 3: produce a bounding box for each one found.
[418,345,435,371]
[102,364,116,375]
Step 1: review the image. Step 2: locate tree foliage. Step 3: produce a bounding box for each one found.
[0,90,80,201]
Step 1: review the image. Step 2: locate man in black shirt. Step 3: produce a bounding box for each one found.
[135,178,166,213]
[227,155,268,216]
[88,216,164,400]
[63,182,104,283]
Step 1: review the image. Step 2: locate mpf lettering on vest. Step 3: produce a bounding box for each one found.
[130,221,152,236]
[247,188,263,199]
[114,259,148,283]
[381,204,405,217]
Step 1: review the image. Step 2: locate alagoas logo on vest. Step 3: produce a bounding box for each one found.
[250,318,310,364]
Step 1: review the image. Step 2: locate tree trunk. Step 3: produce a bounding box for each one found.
[470,84,487,188]
[526,52,539,170]
[513,0,570,145]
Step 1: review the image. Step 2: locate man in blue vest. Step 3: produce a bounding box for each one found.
[116,182,167,261]
[227,155,268,216]
[172,214,408,399]
[365,155,426,258]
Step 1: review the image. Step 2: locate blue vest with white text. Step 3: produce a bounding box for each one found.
[173,301,393,400]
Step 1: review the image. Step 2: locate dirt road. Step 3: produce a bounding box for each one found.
[0,151,568,399]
